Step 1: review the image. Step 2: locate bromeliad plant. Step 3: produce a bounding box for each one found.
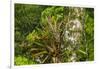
[26,7,65,63]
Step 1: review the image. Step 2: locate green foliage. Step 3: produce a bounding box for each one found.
[85,8,94,60]
[26,30,40,43]
[14,4,94,65]
[15,56,37,65]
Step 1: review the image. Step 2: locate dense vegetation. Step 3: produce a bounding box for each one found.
[14,4,94,65]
